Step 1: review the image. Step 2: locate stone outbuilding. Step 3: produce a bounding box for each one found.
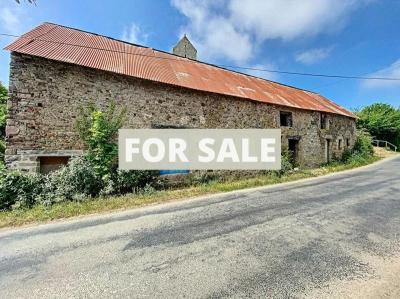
[4,23,357,173]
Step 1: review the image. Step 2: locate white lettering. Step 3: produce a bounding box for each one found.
[242,138,258,162]
[143,138,165,162]
[125,138,140,162]
[169,138,188,162]
[261,138,276,162]
[217,138,240,162]
[198,138,215,162]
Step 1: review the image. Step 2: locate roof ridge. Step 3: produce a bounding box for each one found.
[42,22,318,95]
[6,22,355,118]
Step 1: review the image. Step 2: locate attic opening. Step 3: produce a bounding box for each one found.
[320,113,328,129]
[280,111,293,127]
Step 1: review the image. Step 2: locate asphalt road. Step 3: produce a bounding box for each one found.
[1,156,400,298]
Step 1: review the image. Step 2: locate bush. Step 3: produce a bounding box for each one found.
[101,170,160,196]
[76,101,126,178]
[278,150,294,175]
[39,156,103,205]
[356,103,400,148]
[353,129,374,157]
[0,171,44,210]
[189,171,222,185]
[340,129,374,164]
[0,156,161,210]
[0,139,5,164]
[0,82,7,164]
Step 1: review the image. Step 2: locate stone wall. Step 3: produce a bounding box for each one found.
[173,35,197,60]
[6,53,356,172]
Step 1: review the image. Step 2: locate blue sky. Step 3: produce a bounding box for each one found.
[0,0,399,110]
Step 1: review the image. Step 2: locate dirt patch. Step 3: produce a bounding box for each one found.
[374,147,399,158]
[302,253,400,298]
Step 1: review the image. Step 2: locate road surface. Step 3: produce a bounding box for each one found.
[1,156,400,298]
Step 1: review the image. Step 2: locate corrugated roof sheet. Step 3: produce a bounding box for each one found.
[5,23,356,118]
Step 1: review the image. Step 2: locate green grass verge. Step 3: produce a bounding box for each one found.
[0,155,381,229]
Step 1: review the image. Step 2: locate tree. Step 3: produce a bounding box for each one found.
[76,101,127,178]
[0,83,7,102]
[356,103,400,148]
[0,82,7,137]
[0,82,7,163]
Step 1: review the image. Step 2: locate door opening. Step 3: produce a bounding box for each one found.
[326,139,331,163]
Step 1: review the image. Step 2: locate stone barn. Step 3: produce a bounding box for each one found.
[4,23,357,173]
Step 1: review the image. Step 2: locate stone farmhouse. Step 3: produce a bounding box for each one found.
[4,23,357,173]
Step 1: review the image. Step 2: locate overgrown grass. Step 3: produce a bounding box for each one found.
[0,154,381,229]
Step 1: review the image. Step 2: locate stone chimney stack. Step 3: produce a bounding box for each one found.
[173,34,197,60]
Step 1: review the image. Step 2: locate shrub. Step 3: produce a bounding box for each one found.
[278,150,294,174]
[0,82,7,164]
[0,139,5,164]
[114,170,160,193]
[0,171,44,210]
[76,101,126,178]
[0,81,7,137]
[353,129,374,157]
[101,170,160,196]
[356,103,400,148]
[39,156,103,205]
[340,129,374,164]
[340,148,353,162]
[189,171,222,185]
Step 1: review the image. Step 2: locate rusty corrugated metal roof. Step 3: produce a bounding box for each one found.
[5,23,356,118]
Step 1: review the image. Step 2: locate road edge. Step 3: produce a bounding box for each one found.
[1,155,399,235]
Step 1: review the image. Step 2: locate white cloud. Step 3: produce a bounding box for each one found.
[121,23,148,45]
[0,7,19,33]
[362,60,400,89]
[172,0,252,63]
[0,1,34,35]
[229,0,365,41]
[172,0,372,64]
[295,47,334,65]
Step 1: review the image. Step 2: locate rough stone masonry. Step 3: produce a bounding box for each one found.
[5,52,356,173]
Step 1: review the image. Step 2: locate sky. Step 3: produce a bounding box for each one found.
[0,0,399,110]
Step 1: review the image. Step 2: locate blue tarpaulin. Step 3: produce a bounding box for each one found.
[159,170,190,175]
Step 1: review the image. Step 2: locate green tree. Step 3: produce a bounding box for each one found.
[76,101,126,178]
[0,82,8,136]
[0,82,7,163]
[356,103,400,148]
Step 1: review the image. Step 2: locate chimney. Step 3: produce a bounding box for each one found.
[173,34,197,60]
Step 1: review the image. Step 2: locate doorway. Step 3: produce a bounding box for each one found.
[325,139,331,163]
[288,139,299,166]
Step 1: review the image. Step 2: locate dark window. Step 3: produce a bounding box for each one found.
[346,138,350,147]
[338,139,343,150]
[280,111,293,127]
[320,113,328,129]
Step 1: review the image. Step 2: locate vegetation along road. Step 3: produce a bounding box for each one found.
[0,156,400,298]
